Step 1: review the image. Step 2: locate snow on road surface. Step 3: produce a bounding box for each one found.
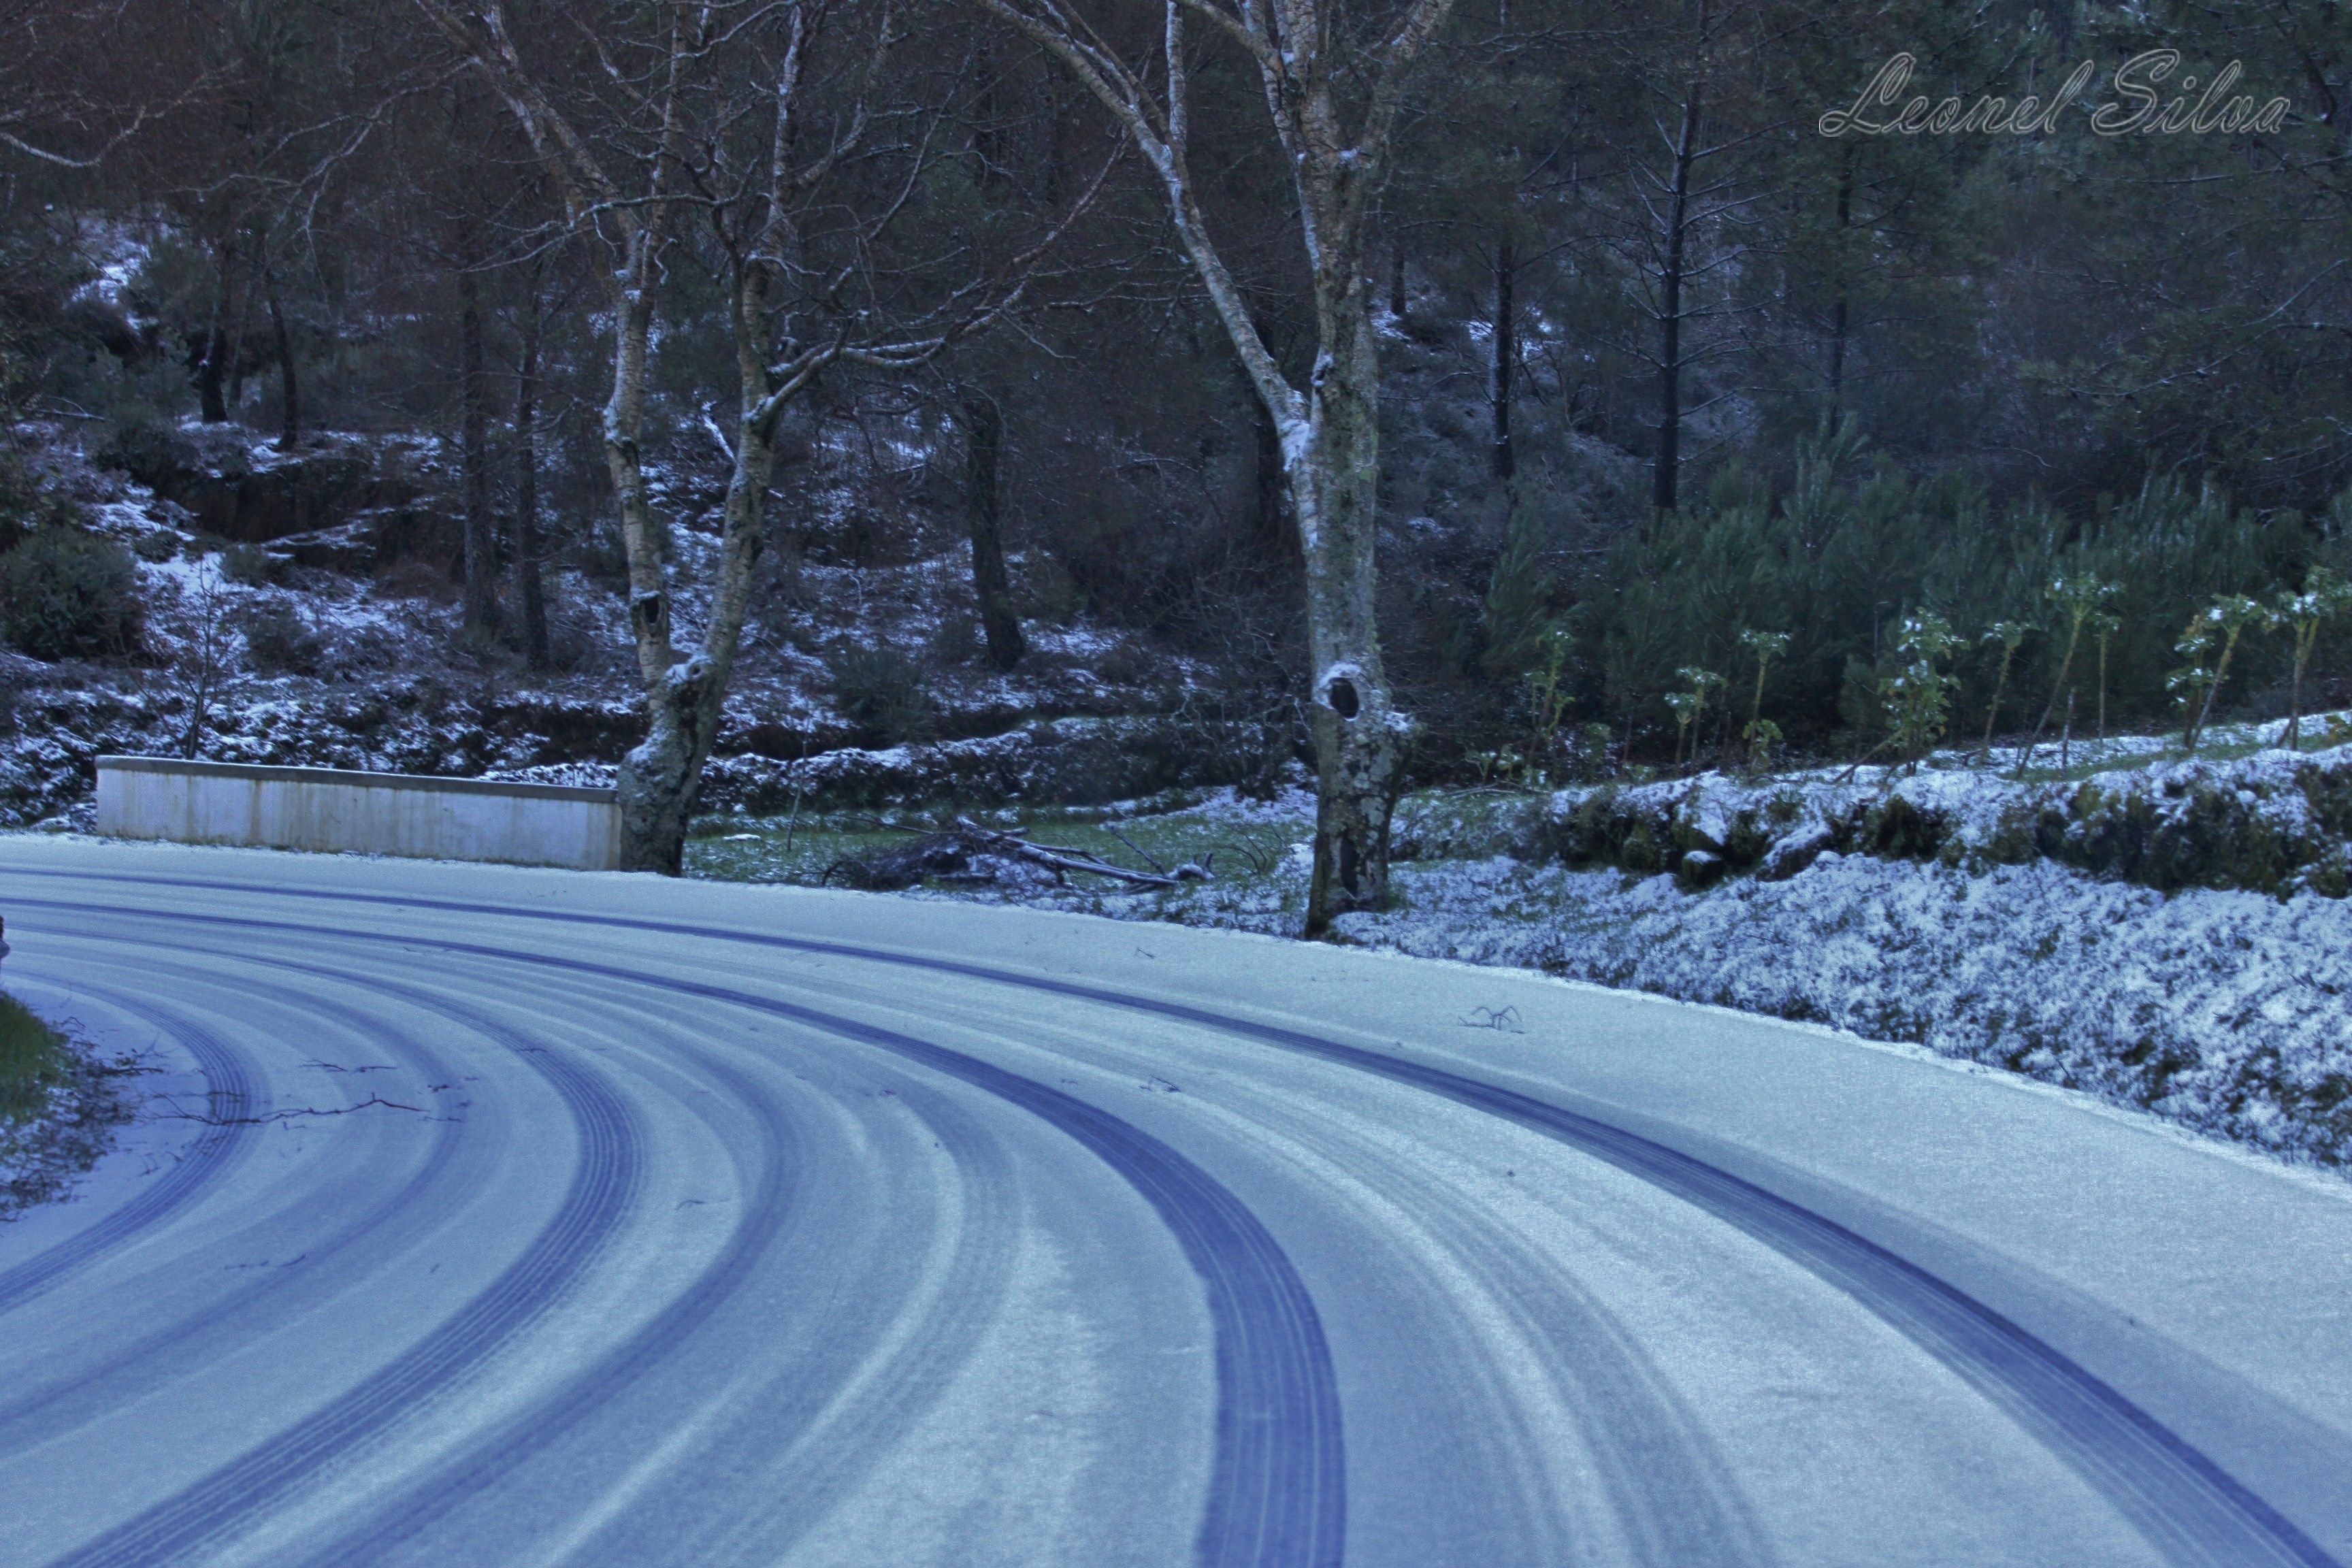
[0,836,2347,1567]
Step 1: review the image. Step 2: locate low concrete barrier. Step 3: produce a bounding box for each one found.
[95,757,621,871]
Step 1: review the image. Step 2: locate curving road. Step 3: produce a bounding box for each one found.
[1,836,2348,1568]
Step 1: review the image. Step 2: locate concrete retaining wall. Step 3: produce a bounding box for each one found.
[95,757,621,871]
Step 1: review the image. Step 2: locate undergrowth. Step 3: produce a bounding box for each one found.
[0,993,141,1219]
[0,992,69,1124]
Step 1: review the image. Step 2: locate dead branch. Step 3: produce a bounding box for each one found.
[1100,821,1171,874]
[953,815,1187,885]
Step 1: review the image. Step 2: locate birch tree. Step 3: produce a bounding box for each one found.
[970,0,1457,934]
[412,0,1104,870]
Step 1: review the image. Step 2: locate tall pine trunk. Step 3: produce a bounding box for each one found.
[1826,149,1852,419]
[1653,84,1701,514]
[1491,227,1516,485]
[962,394,1026,670]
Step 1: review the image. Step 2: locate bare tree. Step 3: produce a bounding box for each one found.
[1577,0,1795,514]
[414,0,1107,870]
[972,0,1458,934]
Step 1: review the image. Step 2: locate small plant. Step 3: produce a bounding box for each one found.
[2276,568,2352,750]
[219,543,275,587]
[1670,665,1725,773]
[826,642,934,748]
[1978,619,2035,762]
[236,598,323,678]
[1468,747,1532,786]
[2168,613,2218,751]
[1664,692,1699,772]
[2181,593,2270,752]
[1737,628,1789,770]
[171,570,238,757]
[1574,721,1618,780]
[1522,629,1573,775]
[1882,612,1961,772]
[2019,574,2116,770]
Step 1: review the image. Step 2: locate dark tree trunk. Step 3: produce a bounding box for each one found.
[262,260,299,450]
[1491,227,1516,485]
[1389,234,1407,321]
[458,258,500,640]
[962,394,1026,670]
[1827,149,1852,418]
[1653,82,1702,515]
[197,241,234,424]
[514,265,551,671]
[227,308,249,418]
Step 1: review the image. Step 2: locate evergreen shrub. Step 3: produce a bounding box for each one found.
[0,529,140,659]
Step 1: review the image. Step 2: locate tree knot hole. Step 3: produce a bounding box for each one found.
[1325,676,1360,719]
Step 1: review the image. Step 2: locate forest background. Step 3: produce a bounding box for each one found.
[4,0,2351,887]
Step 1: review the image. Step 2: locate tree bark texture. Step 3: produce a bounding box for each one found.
[425,0,1154,874]
[606,226,691,872]
[457,256,500,640]
[962,394,1026,670]
[1252,390,1296,566]
[514,269,551,672]
[975,0,1456,936]
[262,260,299,449]
[197,240,234,424]
[1292,300,1405,936]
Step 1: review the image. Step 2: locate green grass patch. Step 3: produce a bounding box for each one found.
[684,801,1307,890]
[0,993,70,1126]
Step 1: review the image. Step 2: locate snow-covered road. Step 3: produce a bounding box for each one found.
[0,838,2347,1568]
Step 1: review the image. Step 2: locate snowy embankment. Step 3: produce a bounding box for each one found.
[1411,858,2342,1165]
[962,735,2352,1169]
[1407,732,2352,899]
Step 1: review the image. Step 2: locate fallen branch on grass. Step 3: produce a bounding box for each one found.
[953,817,1192,887]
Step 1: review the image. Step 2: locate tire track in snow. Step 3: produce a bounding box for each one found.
[31,945,644,1568]
[0,998,253,1320]
[0,961,479,1451]
[13,870,2332,1568]
[8,891,1349,1568]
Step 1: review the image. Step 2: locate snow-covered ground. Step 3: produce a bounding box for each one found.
[1132,847,2352,1168]
[858,741,2352,1171]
